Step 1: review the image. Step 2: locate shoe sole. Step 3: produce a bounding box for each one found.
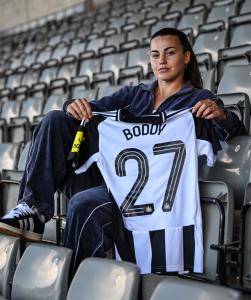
[0,223,42,242]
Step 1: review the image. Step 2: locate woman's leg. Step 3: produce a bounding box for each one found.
[18,110,81,221]
[64,185,113,273]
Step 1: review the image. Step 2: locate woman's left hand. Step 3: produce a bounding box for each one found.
[192,99,227,121]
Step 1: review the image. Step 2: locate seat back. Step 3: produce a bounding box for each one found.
[199,136,251,210]
[217,65,251,105]
[127,47,149,76]
[218,93,250,133]
[18,141,31,171]
[98,85,123,99]
[43,94,67,114]
[102,52,128,83]
[193,30,227,63]
[207,0,238,27]
[150,277,248,300]
[67,257,140,300]
[71,88,98,102]
[0,142,21,172]
[0,100,22,123]
[126,26,150,45]
[86,37,106,55]
[20,97,44,122]
[11,244,72,300]
[230,23,251,47]
[78,57,102,84]
[0,235,20,298]
[68,40,86,57]
[242,183,251,289]
[51,42,69,62]
[201,69,215,92]
[178,5,207,36]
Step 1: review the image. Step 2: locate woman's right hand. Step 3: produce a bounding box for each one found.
[66,98,92,121]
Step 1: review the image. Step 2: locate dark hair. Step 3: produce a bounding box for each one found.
[150,28,203,89]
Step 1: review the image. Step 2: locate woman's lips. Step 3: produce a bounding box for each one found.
[158,67,170,73]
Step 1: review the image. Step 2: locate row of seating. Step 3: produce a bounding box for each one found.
[0,64,250,144]
[1,10,250,79]
[1,0,250,50]
[0,235,249,299]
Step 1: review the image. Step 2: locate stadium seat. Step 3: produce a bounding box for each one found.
[97,85,124,99]
[11,244,72,300]
[67,38,86,57]
[193,0,215,9]
[36,45,53,65]
[199,135,251,211]
[4,67,26,91]
[218,93,250,133]
[201,69,215,92]
[178,5,208,37]
[51,41,69,62]
[229,13,251,47]
[40,93,68,115]
[70,87,98,102]
[217,65,251,106]
[67,257,140,300]
[169,0,192,13]
[100,33,126,54]
[146,5,170,21]
[199,181,234,282]
[61,30,76,43]
[217,44,251,82]
[0,235,20,299]
[37,59,60,86]
[92,21,109,36]
[0,99,22,142]
[125,11,146,26]
[19,63,42,89]
[198,136,251,283]
[85,37,106,56]
[21,49,39,68]
[92,52,128,87]
[56,55,78,83]
[193,29,227,64]
[118,47,149,85]
[76,26,92,40]
[240,0,251,14]
[207,0,239,27]
[150,277,249,300]
[48,34,62,46]
[0,142,30,215]
[9,96,45,142]
[121,25,150,49]
[77,56,102,89]
[149,12,182,36]
[241,183,251,289]
[108,17,127,33]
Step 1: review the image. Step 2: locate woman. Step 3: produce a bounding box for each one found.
[63,28,245,273]
[0,28,245,271]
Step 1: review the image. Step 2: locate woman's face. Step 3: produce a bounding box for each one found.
[150,35,190,83]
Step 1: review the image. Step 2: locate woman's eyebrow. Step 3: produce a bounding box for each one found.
[150,46,176,53]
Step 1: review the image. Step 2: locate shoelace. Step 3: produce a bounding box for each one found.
[3,203,34,219]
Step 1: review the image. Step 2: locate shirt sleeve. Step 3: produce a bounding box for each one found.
[198,90,248,140]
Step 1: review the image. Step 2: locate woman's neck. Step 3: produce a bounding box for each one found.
[154,80,186,110]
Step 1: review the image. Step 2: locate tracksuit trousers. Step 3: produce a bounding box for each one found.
[18,110,113,272]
